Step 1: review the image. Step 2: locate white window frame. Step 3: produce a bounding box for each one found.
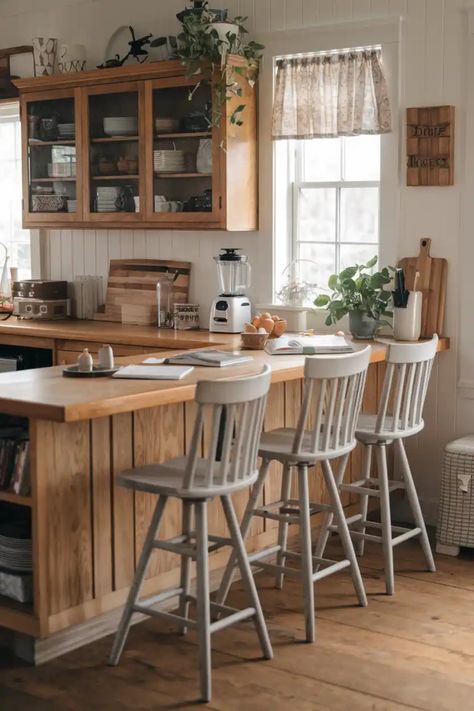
[0,99,40,279]
[255,19,400,309]
[291,137,380,279]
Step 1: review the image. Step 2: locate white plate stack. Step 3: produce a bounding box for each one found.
[57,123,75,140]
[67,199,77,213]
[48,162,76,178]
[103,116,138,137]
[96,186,120,212]
[0,524,32,573]
[154,149,185,173]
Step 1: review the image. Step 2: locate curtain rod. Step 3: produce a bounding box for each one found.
[275,44,382,61]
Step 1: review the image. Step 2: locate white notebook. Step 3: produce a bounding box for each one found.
[112,365,194,380]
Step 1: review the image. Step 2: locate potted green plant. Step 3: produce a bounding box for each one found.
[313,257,394,340]
[171,5,264,128]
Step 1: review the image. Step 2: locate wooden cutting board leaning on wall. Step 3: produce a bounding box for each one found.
[94,259,191,325]
[398,238,447,338]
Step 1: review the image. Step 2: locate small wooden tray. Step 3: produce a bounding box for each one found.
[62,365,119,378]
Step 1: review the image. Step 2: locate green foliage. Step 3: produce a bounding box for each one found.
[313,257,395,328]
[176,8,264,128]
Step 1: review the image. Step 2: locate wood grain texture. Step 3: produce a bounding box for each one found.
[133,404,185,577]
[398,238,448,337]
[41,420,93,615]
[111,413,135,591]
[91,417,113,598]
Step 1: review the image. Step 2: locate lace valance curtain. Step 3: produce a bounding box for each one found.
[272,49,392,140]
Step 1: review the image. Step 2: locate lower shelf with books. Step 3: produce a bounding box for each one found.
[0,417,30,498]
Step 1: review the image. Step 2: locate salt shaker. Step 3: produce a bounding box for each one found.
[78,348,93,372]
[98,344,114,369]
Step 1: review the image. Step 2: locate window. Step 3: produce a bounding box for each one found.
[283,134,380,296]
[0,103,31,279]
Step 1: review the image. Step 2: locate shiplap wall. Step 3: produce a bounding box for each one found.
[0,0,469,519]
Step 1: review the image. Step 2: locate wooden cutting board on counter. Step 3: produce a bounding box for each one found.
[94,259,191,325]
[398,238,447,337]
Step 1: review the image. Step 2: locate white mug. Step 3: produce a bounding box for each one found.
[133,196,140,212]
[393,291,422,341]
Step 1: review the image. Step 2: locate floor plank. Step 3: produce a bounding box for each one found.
[0,542,473,709]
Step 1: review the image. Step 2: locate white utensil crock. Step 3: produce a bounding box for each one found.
[393,291,422,341]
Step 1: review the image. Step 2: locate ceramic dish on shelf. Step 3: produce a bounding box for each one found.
[57,123,75,138]
[31,194,66,212]
[155,117,180,133]
[153,149,185,172]
[47,162,76,178]
[67,199,77,213]
[103,117,138,137]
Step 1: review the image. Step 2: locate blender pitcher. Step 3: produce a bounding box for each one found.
[213,248,251,296]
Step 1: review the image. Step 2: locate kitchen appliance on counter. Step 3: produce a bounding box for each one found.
[12,280,70,320]
[209,248,251,333]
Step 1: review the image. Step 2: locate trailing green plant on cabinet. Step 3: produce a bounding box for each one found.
[14,57,258,231]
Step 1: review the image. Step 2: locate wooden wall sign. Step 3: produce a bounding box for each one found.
[406,106,455,186]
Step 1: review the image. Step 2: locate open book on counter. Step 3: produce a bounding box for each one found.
[264,334,354,355]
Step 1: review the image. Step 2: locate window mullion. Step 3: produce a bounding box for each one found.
[335,185,341,274]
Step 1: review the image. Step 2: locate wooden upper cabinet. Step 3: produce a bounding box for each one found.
[14,59,257,231]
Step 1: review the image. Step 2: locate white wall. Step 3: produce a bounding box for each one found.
[0,0,470,520]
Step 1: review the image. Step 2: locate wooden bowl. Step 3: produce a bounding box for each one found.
[240,332,269,350]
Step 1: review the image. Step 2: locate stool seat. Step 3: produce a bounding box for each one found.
[355,414,424,443]
[119,458,259,499]
[259,428,355,463]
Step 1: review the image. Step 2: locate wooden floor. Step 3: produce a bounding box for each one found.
[1,540,473,710]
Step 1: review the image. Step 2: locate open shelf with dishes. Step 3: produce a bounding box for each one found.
[16,59,257,230]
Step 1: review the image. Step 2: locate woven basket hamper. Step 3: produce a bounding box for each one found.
[437,436,474,549]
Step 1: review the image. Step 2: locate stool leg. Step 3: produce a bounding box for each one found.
[395,438,436,573]
[357,444,373,557]
[322,460,367,607]
[221,495,273,660]
[109,495,168,665]
[195,500,212,703]
[298,464,315,643]
[178,500,193,635]
[216,459,270,607]
[376,444,395,595]
[275,463,293,590]
[313,454,350,564]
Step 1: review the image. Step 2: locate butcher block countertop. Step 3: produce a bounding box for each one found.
[0,318,230,350]
[0,331,449,423]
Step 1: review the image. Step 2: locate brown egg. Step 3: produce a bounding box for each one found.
[260,317,275,334]
[261,312,272,319]
[273,319,287,337]
[272,314,281,322]
[252,316,261,328]
[244,322,257,333]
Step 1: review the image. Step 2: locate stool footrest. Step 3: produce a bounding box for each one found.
[254,498,330,523]
[328,520,422,547]
[133,603,197,630]
[153,532,231,558]
[341,479,406,497]
[283,550,351,580]
[209,607,256,634]
[247,544,281,564]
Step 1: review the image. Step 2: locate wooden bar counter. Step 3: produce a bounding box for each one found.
[0,330,449,663]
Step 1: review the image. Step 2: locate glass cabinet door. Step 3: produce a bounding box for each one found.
[85,82,144,222]
[146,78,221,224]
[22,89,81,222]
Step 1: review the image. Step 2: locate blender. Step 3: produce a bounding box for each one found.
[209,248,251,332]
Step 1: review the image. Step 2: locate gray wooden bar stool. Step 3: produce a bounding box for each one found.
[315,335,438,595]
[216,347,372,643]
[109,365,273,703]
